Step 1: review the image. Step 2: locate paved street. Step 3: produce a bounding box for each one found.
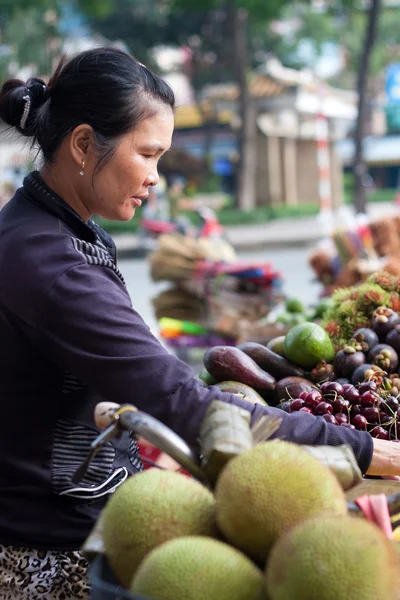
[120,244,323,339]
[115,202,400,255]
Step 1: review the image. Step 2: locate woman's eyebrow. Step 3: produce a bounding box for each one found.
[141,145,170,153]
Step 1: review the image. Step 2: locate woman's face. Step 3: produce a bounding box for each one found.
[86,103,174,221]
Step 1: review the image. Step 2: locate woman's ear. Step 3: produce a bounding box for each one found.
[69,124,94,168]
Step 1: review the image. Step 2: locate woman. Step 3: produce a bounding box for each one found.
[0,47,398,598]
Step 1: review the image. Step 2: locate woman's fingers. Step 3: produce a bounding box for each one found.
[366,438,400,477]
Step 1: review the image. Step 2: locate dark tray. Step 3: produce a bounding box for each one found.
[89,555,157,600]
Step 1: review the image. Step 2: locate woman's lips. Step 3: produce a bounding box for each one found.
[131,197,143,207]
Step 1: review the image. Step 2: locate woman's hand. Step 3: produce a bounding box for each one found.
[365,438,400,478]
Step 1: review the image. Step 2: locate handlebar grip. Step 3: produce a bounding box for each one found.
[94,402,120,429]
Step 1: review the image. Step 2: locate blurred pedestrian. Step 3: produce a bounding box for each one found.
[167,175,191,221]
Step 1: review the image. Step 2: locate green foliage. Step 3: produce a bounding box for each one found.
[2,8,61,78]
[96,201,320,235]
[0,0,53,18]
[344,187,396,205]
[75,0,113,18]
[89,3,236,84]
[343,174,395,205]
[269,4,400,88]
[0,57,8,85]
[85,0,176,68]
[340,7,400,80]
[3,0,397,89]
[217,202,320,225]
[0,0,112,19]
[172,0,287,22]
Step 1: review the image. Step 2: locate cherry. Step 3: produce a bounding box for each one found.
[382,396,400,415]
[342,383,355,394]
[315,401,333,415]
[304,390,323,409]
[342,386,360,404]
[332,398,350,413]
[370,426,390,440]
[319,382,331,395]
[322,414,337,424]
[340,423,356,430]
[290,398,305,412]
[278,400,292,412]
[380,413,392,425]
[299,406,313,414]
[362,406,380,423]
[360,391,379,407]
[304,398,321,410]
[298,391,309,400]
[350,404,362,418]
[352,414,368,430]
[358,381,377,394]
[335,413,348,425]
[320,381,344,398]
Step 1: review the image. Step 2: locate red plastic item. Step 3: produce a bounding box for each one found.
[140,218,177,234]
[138,442,190,477]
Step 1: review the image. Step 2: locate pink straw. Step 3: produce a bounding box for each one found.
[355,494,393,538]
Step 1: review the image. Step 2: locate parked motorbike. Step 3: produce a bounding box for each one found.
[138,205,226,252]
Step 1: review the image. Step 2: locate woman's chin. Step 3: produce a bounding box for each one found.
[96,203,137,222]
[120,208,136,222]
[119,203,138,221]
[105,209,136,222]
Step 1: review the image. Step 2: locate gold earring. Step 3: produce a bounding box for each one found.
[79,159,85,176]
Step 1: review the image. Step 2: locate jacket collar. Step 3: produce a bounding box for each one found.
[23,171,97,243]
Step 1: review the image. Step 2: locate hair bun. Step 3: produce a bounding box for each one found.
[0,76,47,136]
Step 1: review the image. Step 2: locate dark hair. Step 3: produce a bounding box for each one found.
[0,47,175,169]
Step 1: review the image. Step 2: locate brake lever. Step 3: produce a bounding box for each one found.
[115,407,204,481]
[71,422,121,484]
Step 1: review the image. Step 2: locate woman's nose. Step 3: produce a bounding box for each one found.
[146,169,159,187]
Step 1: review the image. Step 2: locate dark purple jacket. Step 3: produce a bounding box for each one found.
[0,172,373,550]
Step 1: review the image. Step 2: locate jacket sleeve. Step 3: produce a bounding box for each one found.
[38,263,374,473]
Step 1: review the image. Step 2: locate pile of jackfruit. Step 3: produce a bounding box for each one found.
[99,440,400,600]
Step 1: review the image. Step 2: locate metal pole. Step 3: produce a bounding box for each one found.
[316,81,333,234]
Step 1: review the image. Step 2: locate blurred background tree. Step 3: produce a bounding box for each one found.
[0,0,393,213]
[3,8,61,78]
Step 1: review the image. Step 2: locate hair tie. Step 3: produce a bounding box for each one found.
[19,94,31,130]
[19,83,47,129]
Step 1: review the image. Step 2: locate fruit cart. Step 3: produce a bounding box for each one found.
[79,402,400,599]
[308,215,400,296]
[156,260,285,367]
[149,231,285,366]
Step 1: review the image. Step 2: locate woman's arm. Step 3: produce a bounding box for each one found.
[36,263,380,474]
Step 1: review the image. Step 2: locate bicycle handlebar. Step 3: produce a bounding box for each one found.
[75,402,205,482]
